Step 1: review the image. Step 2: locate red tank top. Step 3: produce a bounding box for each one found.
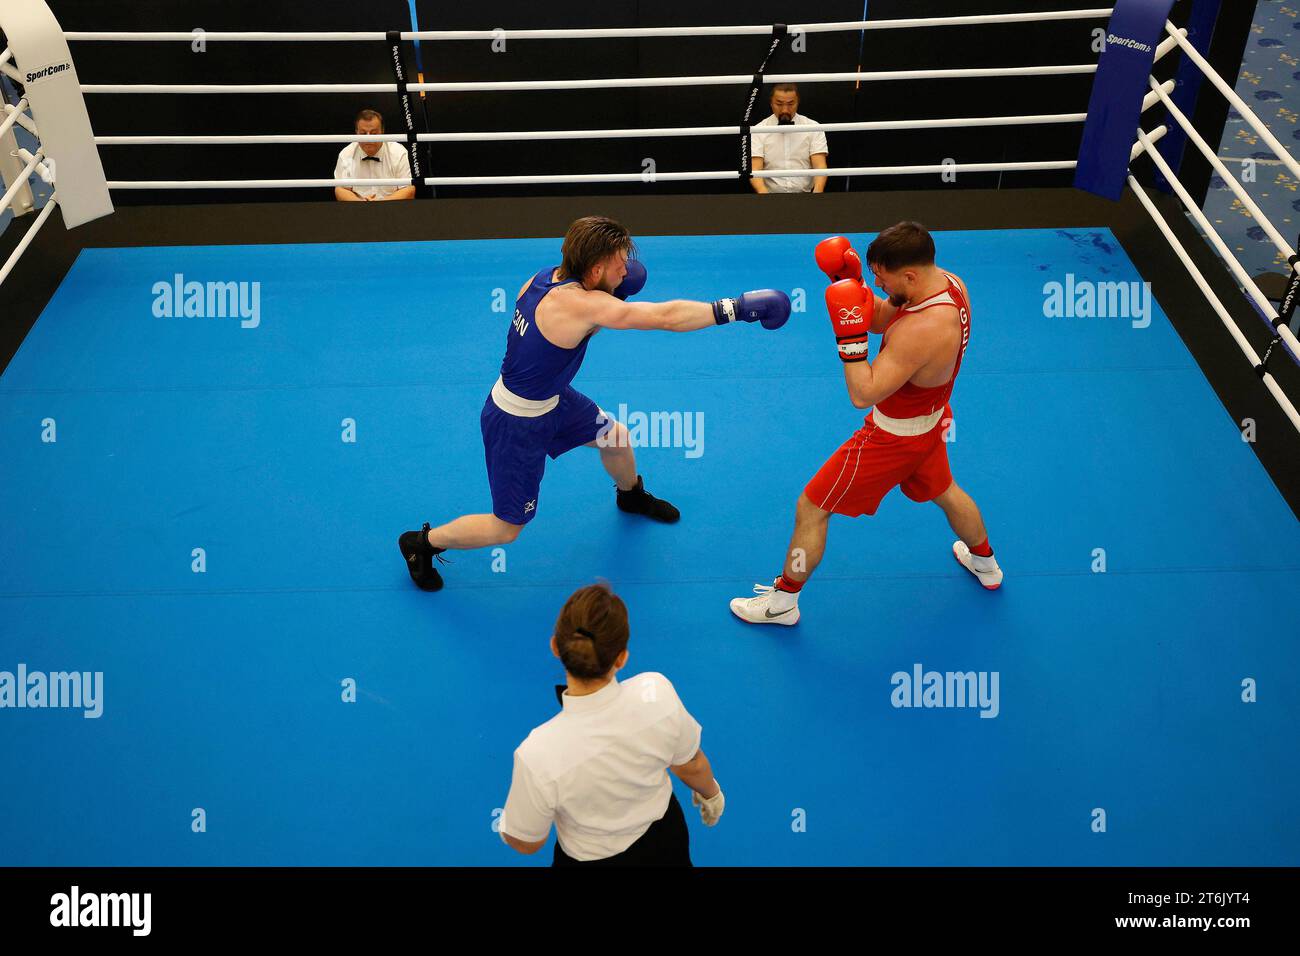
[874,272,970,420]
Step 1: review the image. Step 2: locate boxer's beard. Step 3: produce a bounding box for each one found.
[889,292,907,308]
[777,116,794,125]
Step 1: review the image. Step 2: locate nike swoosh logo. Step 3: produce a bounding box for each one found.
[764,607,795,618]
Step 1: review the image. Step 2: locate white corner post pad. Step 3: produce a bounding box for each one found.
[0,0,112,228]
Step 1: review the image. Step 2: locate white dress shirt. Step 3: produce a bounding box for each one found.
[502,672,703,862]
[750,112,829,193]
[333,141,411,199]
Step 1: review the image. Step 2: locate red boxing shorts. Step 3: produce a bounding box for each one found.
[804,410,954,516]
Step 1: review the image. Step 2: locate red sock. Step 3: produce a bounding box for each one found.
[969,538,993,558]
[776,574,805,593]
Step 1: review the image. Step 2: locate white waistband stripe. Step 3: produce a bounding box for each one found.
[872,406,945,436]
[491,377,560,417]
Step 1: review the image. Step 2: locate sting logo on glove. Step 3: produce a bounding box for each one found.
[827,280,875,362]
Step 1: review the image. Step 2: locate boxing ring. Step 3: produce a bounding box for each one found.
[1,6,1298,867]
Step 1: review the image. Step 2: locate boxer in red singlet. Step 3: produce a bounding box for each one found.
[730,221,1002,626]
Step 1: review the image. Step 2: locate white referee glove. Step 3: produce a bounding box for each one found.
[692,782,725,826]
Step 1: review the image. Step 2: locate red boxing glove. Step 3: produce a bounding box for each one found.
[826,279,874,363]
[814,236,864,285]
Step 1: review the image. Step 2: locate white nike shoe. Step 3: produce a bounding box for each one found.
[953,540,1003,590]
[729,580,801,625]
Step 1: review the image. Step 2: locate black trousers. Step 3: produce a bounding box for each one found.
[552,792,692,867]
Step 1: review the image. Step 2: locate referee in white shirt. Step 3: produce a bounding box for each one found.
[333,109,416,202]
[749,84,829,195]
[500,583,725,866]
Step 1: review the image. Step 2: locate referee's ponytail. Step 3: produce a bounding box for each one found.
[554,583,630,680]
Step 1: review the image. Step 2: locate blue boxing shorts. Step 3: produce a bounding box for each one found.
[480,383,612,525]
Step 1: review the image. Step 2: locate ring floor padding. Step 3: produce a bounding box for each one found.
[1,229,1297,864]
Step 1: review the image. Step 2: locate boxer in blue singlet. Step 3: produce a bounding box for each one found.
[399,216,791,591]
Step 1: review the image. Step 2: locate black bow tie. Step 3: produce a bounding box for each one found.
[361,155,381,162]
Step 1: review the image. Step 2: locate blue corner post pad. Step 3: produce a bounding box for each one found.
[1154,0,1223,192]
[1073,0,1177,201]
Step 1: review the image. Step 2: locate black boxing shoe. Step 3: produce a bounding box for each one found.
[616,475,680,524]
[398,522,448,591]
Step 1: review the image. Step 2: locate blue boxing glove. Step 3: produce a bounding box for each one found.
[613,259,647,300]
[712,289,791,330]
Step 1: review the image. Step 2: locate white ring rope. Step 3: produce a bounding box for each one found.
[1128,174,1300,434]
[1163,20,1300,184]
[0,148,44,217]
[94,112,1091,146]
[1133,125,1168,159]
[15,148,55,185]
[1134,127,1300,362]
[2,102,39,138]
[1149,76,1300,280]
[80,63,1100,96]
[0,194,58,288]
[1153,27,1186,64]
[107,160,1080,190]
[62,9,1114,42]
[90,84,1173,149]
[0,98,31,140]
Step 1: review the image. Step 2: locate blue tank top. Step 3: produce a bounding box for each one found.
[499,266,592,400]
